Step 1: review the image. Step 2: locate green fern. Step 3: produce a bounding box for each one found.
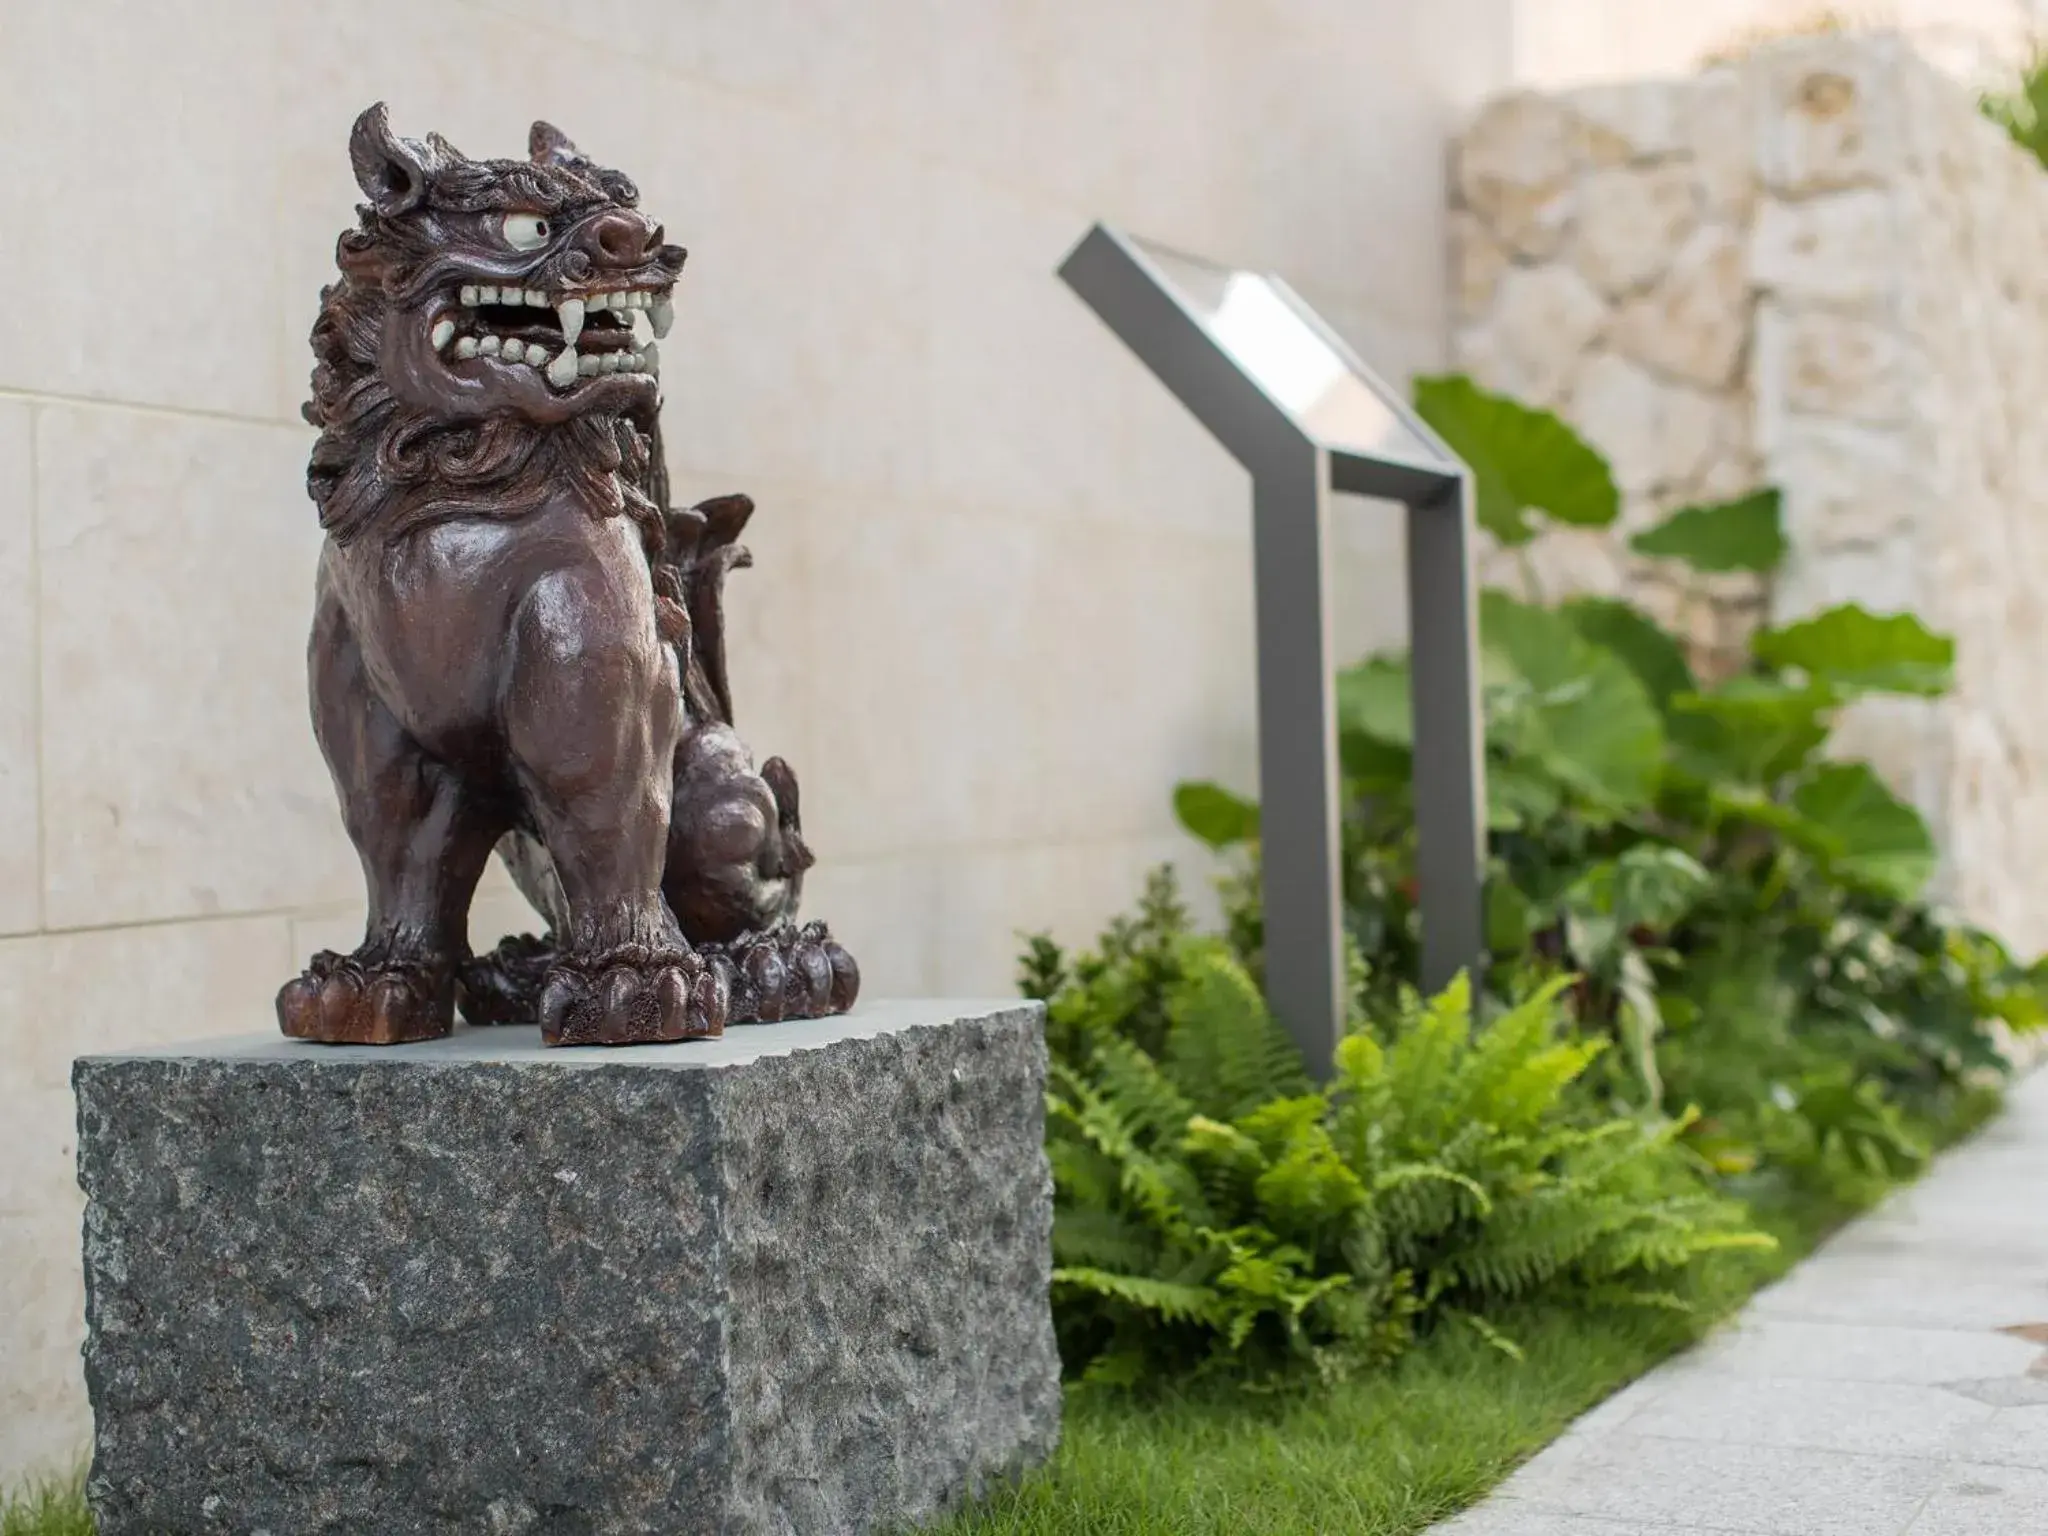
[1053,1267,1225,1327]
[1163,943,1312,1120]
[1039,923,1770,1386]
[1052,1205,1158,1272]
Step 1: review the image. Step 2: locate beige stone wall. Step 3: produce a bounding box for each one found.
[0,0,1513,1480]
[1451,70,1768,676]
[1452,35,2048,952]
[1514,0,2046,90]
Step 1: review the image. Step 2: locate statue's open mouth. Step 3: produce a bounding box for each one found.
[429,281,675,390]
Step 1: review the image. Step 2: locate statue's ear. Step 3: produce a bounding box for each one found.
[529,120,584,168]
[350,103,430,216]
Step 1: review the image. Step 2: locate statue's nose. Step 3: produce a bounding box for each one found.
[574,208,661,267]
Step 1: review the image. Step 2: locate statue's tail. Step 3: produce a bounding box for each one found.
[656,493,753,728]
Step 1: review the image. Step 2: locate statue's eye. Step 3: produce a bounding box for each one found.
[501,213,551,251]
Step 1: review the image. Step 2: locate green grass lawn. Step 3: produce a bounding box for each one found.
[934,1197,1834,1536]
[932,1077,2007,1536]
[0,1470,89,1536]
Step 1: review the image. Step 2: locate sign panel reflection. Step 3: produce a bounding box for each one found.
[1129,236,1453,470]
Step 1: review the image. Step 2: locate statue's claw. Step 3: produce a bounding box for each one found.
[710,922,859,1024]
[278,950,454,1045]
[535,943,727,1046]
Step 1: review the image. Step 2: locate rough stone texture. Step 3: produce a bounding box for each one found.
[1451,60,1768,682]
[1454,92,1582,260]
[1452,32,2048,955]
[73,1001,1058,1535]
[1568,161,1700,299]
[1429,1065,2048,1534]
[1611,225,1747,388]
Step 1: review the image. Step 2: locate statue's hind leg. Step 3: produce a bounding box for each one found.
[277,583,501,1044]
[664,732,859,1023]
[467,744,861,1027]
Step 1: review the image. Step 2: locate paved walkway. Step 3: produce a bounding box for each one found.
[1435,1067,2048,1536]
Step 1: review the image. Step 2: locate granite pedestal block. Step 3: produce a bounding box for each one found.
[73,1000,1060,1535]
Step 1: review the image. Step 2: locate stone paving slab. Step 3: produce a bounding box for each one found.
[1433,1509,1755,1536]
[1430,1068,2048,1535]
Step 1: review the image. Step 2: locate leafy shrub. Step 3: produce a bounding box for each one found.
[1984,49,2048,170]
[1029,884,1770,1386]
[1173,374,2045,1204]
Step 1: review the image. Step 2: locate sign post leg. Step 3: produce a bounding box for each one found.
[1405,478,1488,997]
[1251,446,1347,1074]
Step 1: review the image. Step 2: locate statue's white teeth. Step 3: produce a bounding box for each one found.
[450,284,668,378]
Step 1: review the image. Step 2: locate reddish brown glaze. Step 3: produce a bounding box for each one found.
[278,104,857,1047]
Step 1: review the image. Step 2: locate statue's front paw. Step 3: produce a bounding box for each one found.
[537,944,728,1047]
[277,951,453,1045]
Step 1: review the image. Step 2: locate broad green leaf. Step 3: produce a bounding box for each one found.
[1667,677,1835,785]
[1560,597,1696,712]
[1341,731,1413,789]
[1563,847,1709,948]
[1337,656,1416,788]
[1481,591,1665,814]
[1173,780,1260,849]
[1610,845,1713,931]
[1752,605,1955,697]
[1615,947,1666,1104]
[1790,762,1936,901]
[1705,782,1809,843]
[1629,488,1787,574]
[1485,876,1536,954]
[1413,374,1620,546]
[1337,656,1413,748]
[1486,760,1564,830]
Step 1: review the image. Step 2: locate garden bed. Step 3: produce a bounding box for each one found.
[941,366,2041,1531]
[941,1116,1996,1535]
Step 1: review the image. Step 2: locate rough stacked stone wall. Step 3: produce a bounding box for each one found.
[1452,35,2048,952]
[1452,69,1765,680]
[1884,48,2048,953]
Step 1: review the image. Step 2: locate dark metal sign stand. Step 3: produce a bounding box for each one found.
[1059,223,1486,1073]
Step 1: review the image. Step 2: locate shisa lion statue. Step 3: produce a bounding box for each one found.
[278,103,858,1047]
